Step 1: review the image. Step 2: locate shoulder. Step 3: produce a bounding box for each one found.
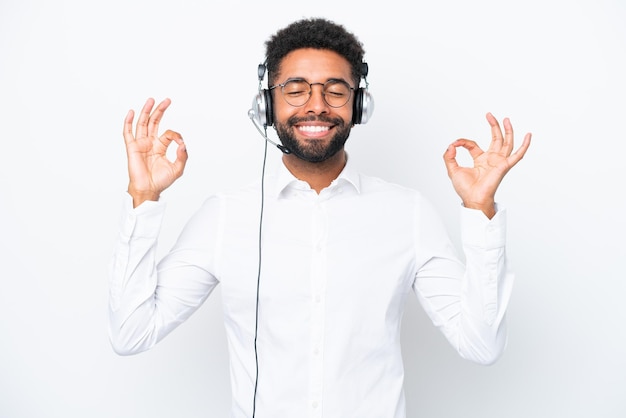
[358,172,424,201]
[356,173,444,221]
[193,178,262,216]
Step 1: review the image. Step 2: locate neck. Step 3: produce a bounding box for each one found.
[282,149,347,194]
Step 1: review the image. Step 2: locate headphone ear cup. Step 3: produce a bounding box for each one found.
[251,89,274,127]
[354,88,374,125]
[352,88,363,125]
[263,89,274,127]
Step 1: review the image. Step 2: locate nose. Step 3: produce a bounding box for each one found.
[303,83,330,114]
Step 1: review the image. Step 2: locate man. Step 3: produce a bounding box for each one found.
[109,17,531,418]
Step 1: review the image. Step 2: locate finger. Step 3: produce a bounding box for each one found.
[501,117,514,155]
[507,132,532,167]
[147,98,172,138]
[486,112,504,152]
[157,129,184,157]
[450,138,484,160]
[135,98,156,139]
[158,129,188,178]
[158,128,183,144]
[123,109,135,145]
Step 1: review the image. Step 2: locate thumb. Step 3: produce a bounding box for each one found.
[443,144,459,177]
[171,141,188,178]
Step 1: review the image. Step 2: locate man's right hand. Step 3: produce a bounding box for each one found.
[123,98,188,208]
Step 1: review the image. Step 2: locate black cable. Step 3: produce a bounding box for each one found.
[252,131,269,418]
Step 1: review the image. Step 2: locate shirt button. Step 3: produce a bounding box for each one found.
[313,348,320,355]
[315,295,321,303]
[312,401,319,408]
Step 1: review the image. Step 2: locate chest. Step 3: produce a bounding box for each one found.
[216,195,418,316]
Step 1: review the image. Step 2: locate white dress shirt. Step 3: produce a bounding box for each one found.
[109,158,513,418]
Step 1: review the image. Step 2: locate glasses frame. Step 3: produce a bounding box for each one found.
[269,78,355,108]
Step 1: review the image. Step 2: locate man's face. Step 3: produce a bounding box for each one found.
[272,48,355,163]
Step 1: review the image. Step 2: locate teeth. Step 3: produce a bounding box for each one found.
[298,125,329,133]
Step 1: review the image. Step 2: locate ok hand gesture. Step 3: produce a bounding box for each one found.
[443,113,531,219]
[123,98,188,208]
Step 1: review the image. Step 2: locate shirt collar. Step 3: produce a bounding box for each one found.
[271,154,362,198]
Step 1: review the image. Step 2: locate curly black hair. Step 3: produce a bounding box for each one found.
[264,18,366,86]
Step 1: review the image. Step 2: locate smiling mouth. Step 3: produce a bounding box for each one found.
[297,125,331,133]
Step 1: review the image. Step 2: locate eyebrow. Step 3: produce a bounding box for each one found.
[281,77,354,87]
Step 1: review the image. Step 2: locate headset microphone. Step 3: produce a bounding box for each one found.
[247,109,292,154]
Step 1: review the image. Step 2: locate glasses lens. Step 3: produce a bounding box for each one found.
[282,80,311,107]
[281,80,353,108]
[323,80,352,107]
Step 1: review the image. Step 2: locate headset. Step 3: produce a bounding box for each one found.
[249,60,374,129]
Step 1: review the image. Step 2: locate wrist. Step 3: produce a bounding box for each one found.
[463,199,496,219]
[127,186,160,208]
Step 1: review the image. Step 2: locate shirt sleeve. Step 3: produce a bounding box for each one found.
[412,200,513,365]
[108,193,221,355]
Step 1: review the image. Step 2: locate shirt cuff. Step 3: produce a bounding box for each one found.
[460,204,506,249]
[119,192,166,239]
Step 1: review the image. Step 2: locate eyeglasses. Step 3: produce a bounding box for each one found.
[269,78,355,108]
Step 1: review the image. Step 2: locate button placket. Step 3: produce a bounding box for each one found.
[309,199,328,416]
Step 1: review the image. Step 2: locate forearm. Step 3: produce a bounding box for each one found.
[413,204,513,365]
[455,205,513,364]
[108,194,221,355]
[108,196,165,355]
[413,257,511,365]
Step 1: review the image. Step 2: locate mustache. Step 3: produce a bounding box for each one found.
[287,114,344,126]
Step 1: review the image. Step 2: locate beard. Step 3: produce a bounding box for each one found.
[275,114,351,163]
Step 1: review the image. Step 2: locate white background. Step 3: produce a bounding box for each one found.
[1,0,624,417]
